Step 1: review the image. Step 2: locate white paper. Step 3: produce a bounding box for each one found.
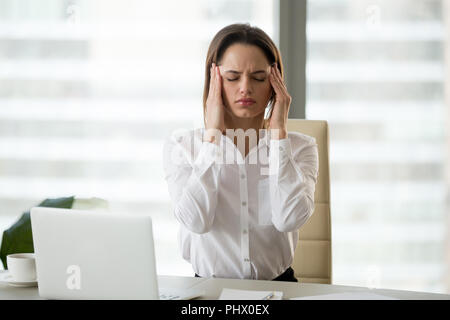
[291,292,398,300]
[219,288,283,300]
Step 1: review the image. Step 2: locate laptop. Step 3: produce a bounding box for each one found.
[30,207,204,300]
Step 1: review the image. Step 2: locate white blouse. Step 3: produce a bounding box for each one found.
[162,127,319,280]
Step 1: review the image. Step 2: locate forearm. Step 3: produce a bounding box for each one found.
[165,139,222,234]
[174,163,220,234]
[268,139,318,232]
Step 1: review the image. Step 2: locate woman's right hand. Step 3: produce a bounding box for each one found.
[205,62,226,135]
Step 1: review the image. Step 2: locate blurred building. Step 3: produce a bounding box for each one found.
[306,0,449,293]
[0,0,448,294]
[0,0,276,276]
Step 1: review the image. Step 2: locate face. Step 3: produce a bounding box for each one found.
[218,43,273,119]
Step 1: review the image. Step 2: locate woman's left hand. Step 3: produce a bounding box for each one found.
[268,63,291,139]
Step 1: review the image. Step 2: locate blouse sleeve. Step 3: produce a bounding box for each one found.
[162,132,222,234]
[267,135,319,232]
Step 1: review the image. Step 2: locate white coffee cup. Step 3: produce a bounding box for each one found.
[7,253,37,282]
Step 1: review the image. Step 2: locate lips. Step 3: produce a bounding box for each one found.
[236,98,256,106]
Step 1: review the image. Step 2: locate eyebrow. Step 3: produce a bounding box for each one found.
[225,70,267,75]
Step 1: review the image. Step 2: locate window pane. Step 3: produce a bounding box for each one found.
[0,0,278,275]
[306,0,448,293]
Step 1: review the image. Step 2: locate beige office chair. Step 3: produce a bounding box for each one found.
[287,119,332,284]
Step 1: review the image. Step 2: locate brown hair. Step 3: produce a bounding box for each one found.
[202,23,284,130]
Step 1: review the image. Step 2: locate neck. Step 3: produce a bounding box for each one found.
[224,112,266,136]
[223,114,267,156]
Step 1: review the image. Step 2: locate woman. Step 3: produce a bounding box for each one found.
[163,23,318,282]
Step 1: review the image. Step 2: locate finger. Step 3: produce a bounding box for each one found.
[209,63,217,99]
[269,67,285,97]
[270,63,286,89]
[270,67,288,97]
[215,66,222,98]
[273,65,287,89]
[209,63,214,88]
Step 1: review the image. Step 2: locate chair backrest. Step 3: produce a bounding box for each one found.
[287,119,332,284]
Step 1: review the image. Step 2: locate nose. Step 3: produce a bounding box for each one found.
[239,76,253,95]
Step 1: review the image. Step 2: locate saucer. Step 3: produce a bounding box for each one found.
[0,272,38,287]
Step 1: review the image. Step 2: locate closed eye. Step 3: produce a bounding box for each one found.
[227,78,266,82]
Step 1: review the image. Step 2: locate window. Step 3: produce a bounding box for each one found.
[0,0,278,275]
[306,0,448,293]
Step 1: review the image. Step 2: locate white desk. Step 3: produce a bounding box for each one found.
[188,277,450,300]
[0,271,449,300]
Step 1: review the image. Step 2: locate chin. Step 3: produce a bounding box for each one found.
[234,111,255,118]
[230,106,264,119]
